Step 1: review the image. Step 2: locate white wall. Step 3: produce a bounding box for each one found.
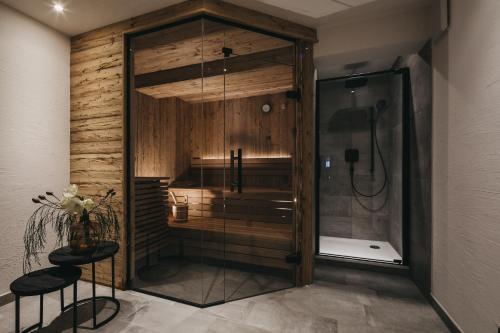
[432,0,500,331]
[0,3,70,295]
[314,5,432,78]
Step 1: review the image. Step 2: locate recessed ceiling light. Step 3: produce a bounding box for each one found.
[53,3,64,13]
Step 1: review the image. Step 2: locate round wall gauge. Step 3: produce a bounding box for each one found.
[262,104,271,113]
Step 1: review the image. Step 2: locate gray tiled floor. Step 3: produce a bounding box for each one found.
[0,264,449,332]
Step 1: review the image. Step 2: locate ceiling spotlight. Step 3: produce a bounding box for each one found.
[53,3,64,13]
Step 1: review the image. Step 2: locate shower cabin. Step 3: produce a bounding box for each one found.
[127,18,300,306]
[316,70,409,265]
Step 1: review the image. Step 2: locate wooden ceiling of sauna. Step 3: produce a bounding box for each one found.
[132,20,295,103]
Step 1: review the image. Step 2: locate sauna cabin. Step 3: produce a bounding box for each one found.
[129,18,304,305]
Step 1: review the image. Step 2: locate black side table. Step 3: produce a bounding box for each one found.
[49,241,120,330]
[10,266,81,333]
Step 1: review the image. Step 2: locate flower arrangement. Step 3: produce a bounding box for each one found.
[23,185,119,273]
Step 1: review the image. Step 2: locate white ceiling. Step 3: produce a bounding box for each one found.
[255,0,376,19]
[0,0,185,36]
[0,0,429,36]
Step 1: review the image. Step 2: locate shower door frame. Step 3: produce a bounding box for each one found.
[124,15,304,307]
[314,68,411,266]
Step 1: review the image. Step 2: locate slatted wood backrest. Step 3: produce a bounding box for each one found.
[189,157,292,189]
[134,177,169,267]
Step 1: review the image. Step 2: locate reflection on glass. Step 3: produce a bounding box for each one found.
[318,73,404,264]
[129,18,297,306]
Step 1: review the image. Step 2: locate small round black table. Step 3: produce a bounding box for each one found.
[49,241,120,330]
[10,266,81,333]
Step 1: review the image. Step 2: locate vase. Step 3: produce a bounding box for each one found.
[69,209,97,255]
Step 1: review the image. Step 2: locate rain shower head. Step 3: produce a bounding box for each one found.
[345,77,368,89]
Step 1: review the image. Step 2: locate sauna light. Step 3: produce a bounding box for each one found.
[53,2,64,13]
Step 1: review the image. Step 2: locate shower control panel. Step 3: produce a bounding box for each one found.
[323,156,333,180]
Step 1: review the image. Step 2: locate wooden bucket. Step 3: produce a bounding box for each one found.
[170,191,188,222]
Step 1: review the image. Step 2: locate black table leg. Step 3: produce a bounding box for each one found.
[39,294,43,329]
[92,262,96,328]
[60,288,64,312]
[15,295,20,333]
[112,255,115,299]
[73,282,78,333]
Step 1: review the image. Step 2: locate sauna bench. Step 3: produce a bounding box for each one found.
[166,186,295,270]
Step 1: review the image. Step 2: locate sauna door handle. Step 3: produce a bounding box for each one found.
[230,148,242,193]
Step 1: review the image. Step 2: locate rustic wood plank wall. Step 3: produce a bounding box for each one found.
[70,0,316,288]
[297,43,315,285]
[134,94,192,179]
[191,93,294,160]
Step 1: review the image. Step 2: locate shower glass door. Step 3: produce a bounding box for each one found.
[317,71,404,264]
[221,25,297,301]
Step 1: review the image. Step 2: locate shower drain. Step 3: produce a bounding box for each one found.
[370,245,381,249]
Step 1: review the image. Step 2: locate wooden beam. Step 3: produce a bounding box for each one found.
[296,42,315,286]
[135,46,294,88]
[131,19,224,51]
[133,26,292,75]
[202,0,317,43]
[136,64,293,102]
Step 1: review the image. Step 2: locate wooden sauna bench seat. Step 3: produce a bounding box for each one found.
[166,185,295,270]
[167,216,293,270]
[168,185,294,223]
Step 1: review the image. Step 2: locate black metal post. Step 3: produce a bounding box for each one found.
[112,255,116,299]
[92,262,96,328]
[39,294,43,328]
[237,148,242,193]
[60,288,64,313]
[230,149,235,192]
[73,282,77,333]
[15,295,20,333]
[370,108,375,175]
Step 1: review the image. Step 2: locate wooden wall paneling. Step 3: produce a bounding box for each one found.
[189,157,293,189]
[70,0,316,289]
[135,94,193,181]
[190,93,294,159]
[296,42,315,285]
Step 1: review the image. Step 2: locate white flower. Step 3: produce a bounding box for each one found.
[61,196,84,215]
[82,198,94,211]
[59,184,95,215]
[62,184,78,199]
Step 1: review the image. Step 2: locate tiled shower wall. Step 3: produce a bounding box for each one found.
[318,75,402,253]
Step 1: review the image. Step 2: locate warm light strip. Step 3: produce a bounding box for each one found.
[201,155,292,160]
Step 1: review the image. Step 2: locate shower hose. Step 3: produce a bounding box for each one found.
[350,118,388,197]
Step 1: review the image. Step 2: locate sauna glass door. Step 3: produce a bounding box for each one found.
[221,25,297,301]
[128,17,297,306]
[129,18,226,306]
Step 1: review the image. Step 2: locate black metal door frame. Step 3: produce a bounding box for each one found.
[314,68,411,266]
[124,14,300,308]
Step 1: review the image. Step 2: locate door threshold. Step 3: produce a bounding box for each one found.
[315,254,409,275]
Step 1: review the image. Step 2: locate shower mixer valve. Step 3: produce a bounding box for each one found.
[345,148,359,176]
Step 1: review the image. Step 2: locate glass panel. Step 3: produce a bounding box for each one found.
[130,19,206,304]
[222,25,297,301]
[317,72,404,264]
[128,18,298,306]
[198,19,227,305]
